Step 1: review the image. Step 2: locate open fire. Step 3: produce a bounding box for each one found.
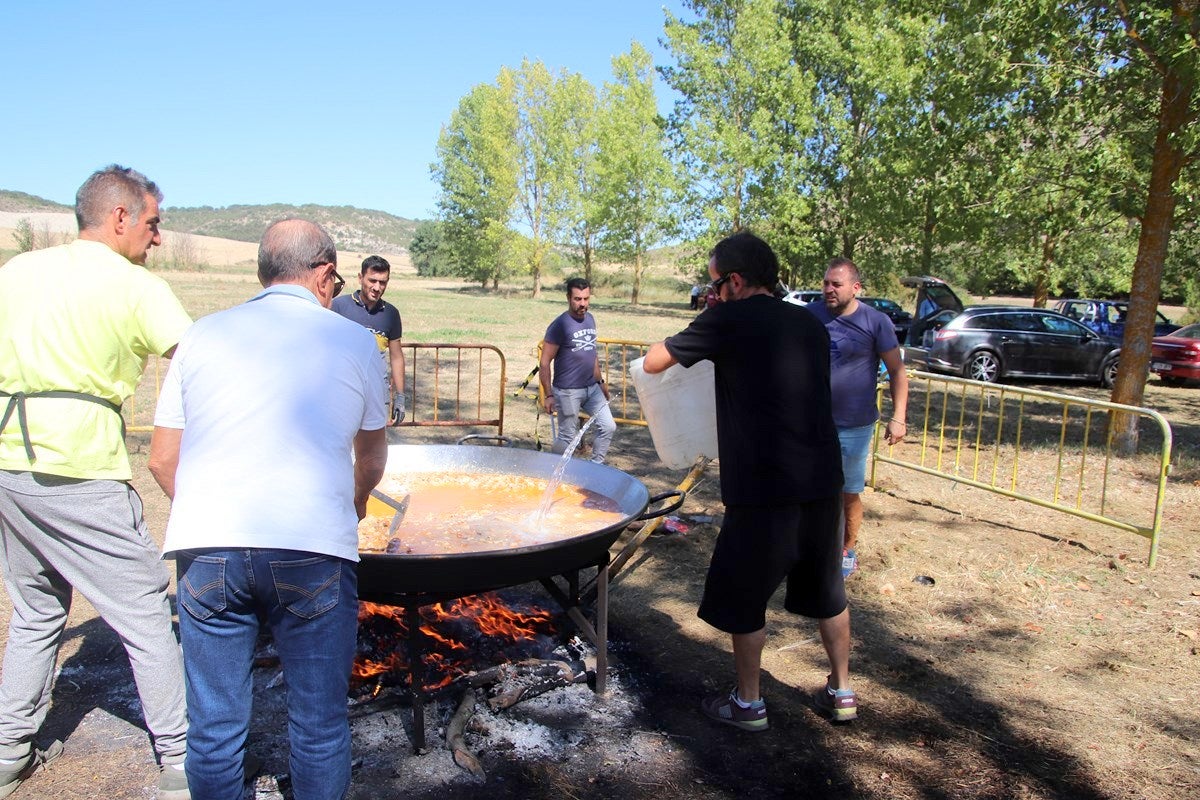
[353,592,559,692]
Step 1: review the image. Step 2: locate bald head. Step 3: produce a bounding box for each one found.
[257,219,337,287]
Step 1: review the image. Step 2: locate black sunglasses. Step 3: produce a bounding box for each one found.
[711,271,738,294]
[310,262,345,297]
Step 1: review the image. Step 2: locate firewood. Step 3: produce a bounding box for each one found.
[485,660,587,711]
[447,691,485,779]
[461,658,579,689]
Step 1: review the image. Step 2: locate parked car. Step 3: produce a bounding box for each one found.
[783,289,822,306]
[925,306,1121,387]
[858,297,912,344]
[1150,322,1200,387]
[901,276,965,345]
[1052,298,1179,340]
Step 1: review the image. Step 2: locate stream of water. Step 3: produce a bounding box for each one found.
[532,411,602,530]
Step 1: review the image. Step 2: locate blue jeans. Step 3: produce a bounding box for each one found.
[176,549,357,800]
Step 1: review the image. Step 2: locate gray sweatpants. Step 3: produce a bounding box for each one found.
[0,470,187,764]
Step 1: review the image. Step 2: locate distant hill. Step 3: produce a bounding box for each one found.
[0,190,72,213]
[161,204,421,253]
[0,190,422,253]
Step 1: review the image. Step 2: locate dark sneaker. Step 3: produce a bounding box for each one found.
[814,680,858,723]
[841,548,858,578]
[0,740,63,799]
[701,689,769,732]
[157,763,190,800]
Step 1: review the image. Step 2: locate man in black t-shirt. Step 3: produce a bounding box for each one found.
[644,232,857,729]
[332,255,405,424]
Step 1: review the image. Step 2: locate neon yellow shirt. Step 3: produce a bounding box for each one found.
[0,240,192,479]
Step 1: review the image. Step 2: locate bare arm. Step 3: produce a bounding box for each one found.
[387,338,405,395]
[643,342,678,374]
[880,347,909,445]
[148,426,183,500]
[539,341,559,413]
[353,427,389,520]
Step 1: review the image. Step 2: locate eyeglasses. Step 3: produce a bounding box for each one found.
[711,272,738,295]
[310,262,345,297]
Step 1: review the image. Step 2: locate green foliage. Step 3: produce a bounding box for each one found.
[409,220,455,277]
[595,42,677,304]
[432,78,520,288]
[13,218,35,253]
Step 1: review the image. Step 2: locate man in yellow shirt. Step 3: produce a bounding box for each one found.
[0,166,193,799]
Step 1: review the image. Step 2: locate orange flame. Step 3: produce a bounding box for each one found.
[352,592,557,690]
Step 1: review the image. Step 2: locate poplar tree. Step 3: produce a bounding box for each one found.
[431,77,519,289]
[595,42,676,305]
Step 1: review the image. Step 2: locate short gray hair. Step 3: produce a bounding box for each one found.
[257,219,337,286]
[75,165,162,231]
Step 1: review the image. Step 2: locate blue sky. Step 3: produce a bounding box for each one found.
[3,1,685,220]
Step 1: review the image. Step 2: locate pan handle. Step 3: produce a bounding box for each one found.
[456,434,513,447]
[638,490,686,521]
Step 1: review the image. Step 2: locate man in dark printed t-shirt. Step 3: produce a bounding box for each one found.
[539,278,616,463]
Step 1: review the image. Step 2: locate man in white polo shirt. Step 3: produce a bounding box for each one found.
[148,219,388,800]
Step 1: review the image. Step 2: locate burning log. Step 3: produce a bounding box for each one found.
[447,691,484,779]
[462,657,588,711]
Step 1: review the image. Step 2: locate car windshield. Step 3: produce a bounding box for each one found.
[866,298,900,312]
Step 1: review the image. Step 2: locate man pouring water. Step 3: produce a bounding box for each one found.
[539,278,616,464]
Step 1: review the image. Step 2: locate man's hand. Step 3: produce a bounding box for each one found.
[543,394,557,415]
[883,418,907,446]
[390,392,405,426]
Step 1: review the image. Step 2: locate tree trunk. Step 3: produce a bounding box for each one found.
[1110,69,1192,454]
[920,189,936,275]
[1033,234,1055,309]
[631,251,642,306]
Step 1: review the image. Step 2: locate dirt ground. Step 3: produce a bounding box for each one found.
[2,352,1198,798]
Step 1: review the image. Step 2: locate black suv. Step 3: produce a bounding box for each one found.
[925,306,1121,387]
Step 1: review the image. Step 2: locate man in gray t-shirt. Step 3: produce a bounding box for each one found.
[539,278,616,463]
[805,257,909,578]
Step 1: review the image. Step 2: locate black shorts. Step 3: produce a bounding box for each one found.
[698,495,846,634]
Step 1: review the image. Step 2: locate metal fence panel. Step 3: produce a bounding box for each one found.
[874,371,1173,566]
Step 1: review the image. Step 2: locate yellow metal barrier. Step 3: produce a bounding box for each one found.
[126,344,507,436]
[873,371,1173,567]
[399,343,506,434]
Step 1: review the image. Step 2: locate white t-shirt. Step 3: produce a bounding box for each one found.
[156,284,387,562]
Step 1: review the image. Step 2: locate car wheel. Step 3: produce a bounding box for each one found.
[964,350,1001,383]
[1101,356,1119,388]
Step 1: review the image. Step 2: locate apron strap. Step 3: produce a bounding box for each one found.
[0,390,125,463]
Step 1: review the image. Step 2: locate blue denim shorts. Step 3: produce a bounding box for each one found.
[837,423,877,494]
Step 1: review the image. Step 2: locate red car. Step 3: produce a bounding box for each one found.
[1150,322,1200,386]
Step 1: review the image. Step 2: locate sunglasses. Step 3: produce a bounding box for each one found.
[711,271,738,294]
[310,262,345,297]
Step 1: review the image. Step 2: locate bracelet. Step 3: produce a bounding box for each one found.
[890,418,907,426]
